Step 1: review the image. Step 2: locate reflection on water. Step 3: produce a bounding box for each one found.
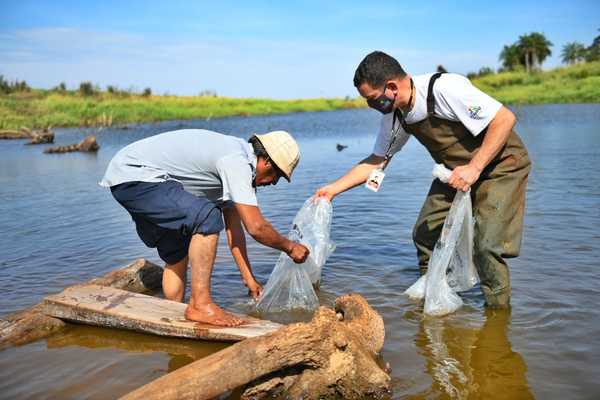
[46,324,229,373]
[413,310,532,399]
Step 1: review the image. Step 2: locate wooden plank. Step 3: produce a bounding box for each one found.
[1,258,162,350]
[42,284,282,342]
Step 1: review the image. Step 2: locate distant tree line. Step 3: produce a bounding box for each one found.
[0,78,221,98]
[77,82,153,97]
[466,29,600,79]
[0,76,30,94]
[0,79,155,97]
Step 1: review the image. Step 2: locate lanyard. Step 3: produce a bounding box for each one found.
[384,78,413,161]
[384,110,402,161]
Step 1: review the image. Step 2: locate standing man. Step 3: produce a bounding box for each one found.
[315,51,531,308]
[101,129,309,326]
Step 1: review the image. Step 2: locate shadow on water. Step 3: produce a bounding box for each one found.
[406,309,533,400]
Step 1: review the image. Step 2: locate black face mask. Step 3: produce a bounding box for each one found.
[367,84,396,114]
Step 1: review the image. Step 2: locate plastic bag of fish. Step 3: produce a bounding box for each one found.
[256,197,335,313]
[404,164,479,316]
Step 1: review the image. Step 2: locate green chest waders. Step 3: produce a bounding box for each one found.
[403,73,531,307]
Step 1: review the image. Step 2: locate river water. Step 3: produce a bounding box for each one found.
[1,105,599,399]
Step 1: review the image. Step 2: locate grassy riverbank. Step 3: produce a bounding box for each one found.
[1,62,599,130]
[473,61,600,104]
[0,93,365,130]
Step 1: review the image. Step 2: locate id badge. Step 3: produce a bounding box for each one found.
[365,168,385,192]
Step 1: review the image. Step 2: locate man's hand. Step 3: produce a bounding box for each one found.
[246,279,263,301]
[287,242,310,263]
[314,184,337,202]
[448,163,482,192]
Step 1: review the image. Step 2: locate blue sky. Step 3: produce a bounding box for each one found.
[2,0,599,98]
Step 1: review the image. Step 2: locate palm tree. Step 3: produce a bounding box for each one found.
[518,32,553,71]
[561,42,587,64]
[499,44,523,71]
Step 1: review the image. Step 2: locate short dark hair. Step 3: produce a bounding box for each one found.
[249,135,269,159]
[353,51,406,89]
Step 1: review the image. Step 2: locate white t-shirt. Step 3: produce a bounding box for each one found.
[100,129,258,206]
[372,73,503,157]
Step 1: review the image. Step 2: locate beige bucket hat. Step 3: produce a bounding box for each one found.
[254,130,300,182]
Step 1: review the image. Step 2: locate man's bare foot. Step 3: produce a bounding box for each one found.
[184,302,245,327]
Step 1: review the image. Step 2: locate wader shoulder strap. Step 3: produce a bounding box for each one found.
[427,72,445,116]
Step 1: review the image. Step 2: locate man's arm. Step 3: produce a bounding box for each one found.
[448,106,516,192]
[233,203,309,263]
[223,207,262,300]
[315,153,386,201]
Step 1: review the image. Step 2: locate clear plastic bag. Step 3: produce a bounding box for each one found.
[404,164,478,316]
[256,198,335,313]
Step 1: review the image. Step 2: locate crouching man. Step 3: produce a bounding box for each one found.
[100,129,309,326]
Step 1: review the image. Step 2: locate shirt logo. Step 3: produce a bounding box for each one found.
[468,105,483,119]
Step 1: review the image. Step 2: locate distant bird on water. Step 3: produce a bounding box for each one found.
[336,143,348,152]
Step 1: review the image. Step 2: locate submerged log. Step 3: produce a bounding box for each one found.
[121,294,391,400]
[0,259,162,350]
[44,135,99,153]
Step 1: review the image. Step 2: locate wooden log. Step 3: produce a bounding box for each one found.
[0,129,31,139]
[121,294,391,400]
[25,128,55,145]
[43,285,282,342]
[44,135,100,153]
[0,258,162,349]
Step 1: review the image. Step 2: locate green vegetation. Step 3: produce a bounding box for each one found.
[472,61,600,104]
[0,88,365,129]
[561,42,587,65]
[496,32,554,73]
[467,30,600,104]
[1,62,599,130]
[1,29,599,130]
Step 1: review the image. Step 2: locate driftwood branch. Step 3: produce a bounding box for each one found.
[25,128,54,145]
[44,135,99,153]
[121,294,391,400]
[0,258,162,350]
[0,127,54,143]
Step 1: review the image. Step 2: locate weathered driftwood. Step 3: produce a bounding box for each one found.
[26,128,54,145]
[0,258,162,350]
[43,284,282,342]
[0,129,30,139]
[44,135,99,153]
[0,127,54,143]
[121,294,391,400]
